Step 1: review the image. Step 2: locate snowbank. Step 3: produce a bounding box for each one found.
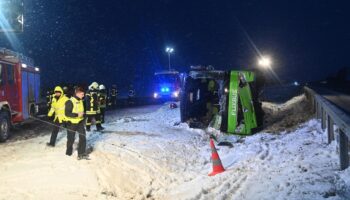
[263,94,313,133]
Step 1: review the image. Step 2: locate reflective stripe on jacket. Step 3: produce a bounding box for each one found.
[85,90,99,115]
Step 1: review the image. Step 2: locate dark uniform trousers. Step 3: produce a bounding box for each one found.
[66,120,86,156]
[86,114,102,129]
[49,119,65,146]
[100,108,106,123]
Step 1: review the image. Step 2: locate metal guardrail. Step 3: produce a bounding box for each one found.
[304,87,350,170]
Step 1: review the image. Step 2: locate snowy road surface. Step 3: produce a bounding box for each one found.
[0,100,350,200]
[309,86,350,115]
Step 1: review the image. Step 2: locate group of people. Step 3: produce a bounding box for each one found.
[46,82,109,160]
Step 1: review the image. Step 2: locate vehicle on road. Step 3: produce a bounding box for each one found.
[153,70,181,100]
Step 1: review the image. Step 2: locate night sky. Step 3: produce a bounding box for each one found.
[0,0,349,93]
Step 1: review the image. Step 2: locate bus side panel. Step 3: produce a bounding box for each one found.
[34,73,40,103]
[21,71,29,120]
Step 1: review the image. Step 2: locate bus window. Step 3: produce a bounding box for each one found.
[6,64,15,84]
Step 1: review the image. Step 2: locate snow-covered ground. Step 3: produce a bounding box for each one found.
[0,97,349,200]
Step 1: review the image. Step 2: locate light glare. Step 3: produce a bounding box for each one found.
[165,47,174,53]
[258,56,272,68]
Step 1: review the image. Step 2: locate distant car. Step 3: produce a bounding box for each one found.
[153,70,181,100]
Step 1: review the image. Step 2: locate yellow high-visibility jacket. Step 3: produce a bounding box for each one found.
[65,96,85,124]
[48,86,69,123]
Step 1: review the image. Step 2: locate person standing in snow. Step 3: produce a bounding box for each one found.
[47,86,69,147]
[46,89,54,113]
[85,82,104,131]
[98,84,107,124]
[108,84,118,108]
[65,86,89,160]
[63,85,72,98]
[127,84,135,105]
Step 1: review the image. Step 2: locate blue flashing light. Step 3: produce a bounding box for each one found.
[161,87,170,93]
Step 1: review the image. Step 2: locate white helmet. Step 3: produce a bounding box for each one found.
[90,82,99,90]
[99,84,106,90]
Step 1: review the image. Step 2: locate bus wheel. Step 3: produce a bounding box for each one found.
[0,112,10,142]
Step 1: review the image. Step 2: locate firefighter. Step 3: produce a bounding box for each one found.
[63,86,72,98]
[98,84,107,123]
[65,86,89,160]
[85,82,104,131]
[108,84,117,108]
[128,84,135,105]
[47,86,69,147]
[46,89,54,112]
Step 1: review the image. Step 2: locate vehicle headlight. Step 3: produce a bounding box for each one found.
[172,91,179,97]
[153,92,159,98]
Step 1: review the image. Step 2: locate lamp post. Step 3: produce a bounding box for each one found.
[165,47,174,71]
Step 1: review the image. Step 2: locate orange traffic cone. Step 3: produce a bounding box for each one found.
[208,138,225,176]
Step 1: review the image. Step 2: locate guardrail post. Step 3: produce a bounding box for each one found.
[313,98,316,114]
[316,102,320,119]
[327,116,334,144]
[339,129,349,170]
[321,108,326,130]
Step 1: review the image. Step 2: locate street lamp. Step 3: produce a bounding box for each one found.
[258,56,272,69]
[165,47,174,71]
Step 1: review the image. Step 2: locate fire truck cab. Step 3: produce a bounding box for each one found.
[153,70,181,100]
[0,48,41,141]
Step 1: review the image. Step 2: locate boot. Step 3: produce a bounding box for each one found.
[46,142,55,147]
[96,124,104,131]
[77,154,90,160]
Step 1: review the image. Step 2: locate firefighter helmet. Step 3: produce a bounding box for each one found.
[90,82,99,90]
[99,84,106,90]
[63,86,68,92]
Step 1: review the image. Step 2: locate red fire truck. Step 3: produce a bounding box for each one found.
[0,48,41,141]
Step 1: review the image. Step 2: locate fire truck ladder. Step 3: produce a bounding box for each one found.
[0,48,34,66]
